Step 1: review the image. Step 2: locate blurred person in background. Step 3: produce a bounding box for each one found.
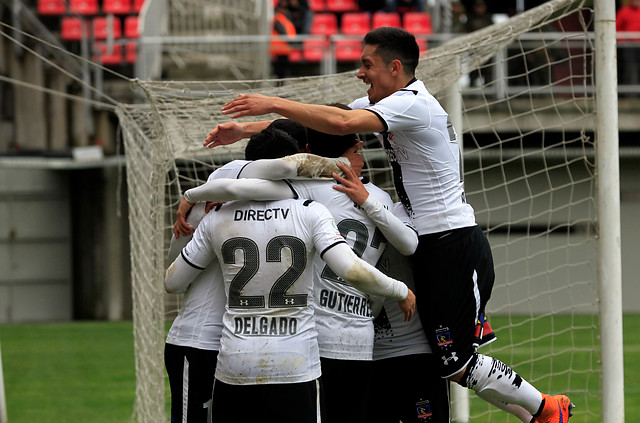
[271,0,297,82]
[616,0,640,88]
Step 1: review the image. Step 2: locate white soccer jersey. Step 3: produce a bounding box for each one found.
[166,203,226,351]
[292,179,397,360]
[206,159,251,181]
[181,198,345,385]
[373,244,432,360]
[165,161,250,351]
[350,79,477,235]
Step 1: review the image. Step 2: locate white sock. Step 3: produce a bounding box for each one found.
[476,391,534,422]
[462,353,543,415]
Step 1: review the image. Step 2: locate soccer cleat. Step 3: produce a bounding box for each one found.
[479,319,497,348]
[534,393,575,423]
[473,314,497,350]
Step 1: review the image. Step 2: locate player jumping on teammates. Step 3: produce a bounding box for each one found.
[201,26,574,423]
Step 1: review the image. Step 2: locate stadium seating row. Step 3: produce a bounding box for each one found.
[61,15,139,40]
[272,0,360,13]
[289,11,431,63]
[38,0,144,16]
[93,42,137,65]
[310,11,432,36]
[38,0,142,66]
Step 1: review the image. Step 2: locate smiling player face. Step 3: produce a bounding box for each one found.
[357,44,397,104]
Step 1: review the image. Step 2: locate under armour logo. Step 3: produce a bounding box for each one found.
[442,352,458,365]
[240,299,249,306]
[285,298,295,305]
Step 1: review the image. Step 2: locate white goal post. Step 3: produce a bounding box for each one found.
[0,339,7,423]
[116,1,623,422]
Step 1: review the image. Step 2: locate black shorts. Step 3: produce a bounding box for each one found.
[211,378,324,423]
[411,225,495,377]
[320,357,372,423]
[367,354,450,423]
[164,343,218,423]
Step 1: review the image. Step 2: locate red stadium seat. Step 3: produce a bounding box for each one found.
[335,39,362,61]
[125,42,137,63]
[308,0,325,11]
[133,0,145,12]
[69,0,99,15]
[326,0,358,13]
[372,12,401,29]
[94,42,123,65]
[288,48,303,63]
[124,16,140,38]
[38,0,65,15]
[310,13,338,36]
[103,0,131,15]
[340,12,370,35]
[403,12,432,35]
[302,38,330,62]
[93,16,122,39]
[61,17,85,41]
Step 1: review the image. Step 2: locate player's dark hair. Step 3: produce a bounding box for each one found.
[306,129,357,158]
[267,118,308,151]
[364,27,419,76]
[305,102,358,158]
[244,127,300,160]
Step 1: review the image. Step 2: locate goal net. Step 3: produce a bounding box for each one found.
[116,0,603,421]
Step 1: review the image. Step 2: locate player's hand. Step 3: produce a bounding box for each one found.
[397,288,416,322]
[174,198,195,238]
[204,121,245,148]
[340,141,364,176]
[205,201,225,213]
[221,94,275,119]
[332,162,369,206]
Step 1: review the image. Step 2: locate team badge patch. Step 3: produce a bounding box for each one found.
[416,400,433,421]
[435,327,453,348]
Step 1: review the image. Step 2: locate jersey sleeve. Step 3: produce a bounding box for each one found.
[348,96,370,110]
[360,187,418,256]
[184,178,297,203]
[208,160,251,181]
[181,213,217,270]
[364,90,423,132]
[304,201,347,257]
[168,202,207,261]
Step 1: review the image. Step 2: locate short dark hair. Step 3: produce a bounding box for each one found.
[364,27,419,76]
[306,103,358,158]
[306,131,358,158]
[244,127,300,160]
[267,118,308,151]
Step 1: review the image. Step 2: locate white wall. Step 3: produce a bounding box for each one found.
[0,168,72,323]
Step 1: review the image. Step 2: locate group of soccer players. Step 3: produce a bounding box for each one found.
[164,26,574,423]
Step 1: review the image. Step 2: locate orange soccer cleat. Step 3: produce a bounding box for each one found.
[534,393,575,423]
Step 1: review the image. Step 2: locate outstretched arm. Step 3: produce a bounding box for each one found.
[184,178,295,204]
[333,162,418,256]
[322,243,416,321]
[239,153,352,180]
[203,120,273,148]
[221,94,385,135]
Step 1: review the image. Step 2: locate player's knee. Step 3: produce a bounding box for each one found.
[450,366,467,385]
[453,352,480,388]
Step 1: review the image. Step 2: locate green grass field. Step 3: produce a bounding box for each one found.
[0,316,638,423]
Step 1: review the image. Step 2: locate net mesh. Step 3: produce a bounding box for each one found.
[117,0,600,421]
